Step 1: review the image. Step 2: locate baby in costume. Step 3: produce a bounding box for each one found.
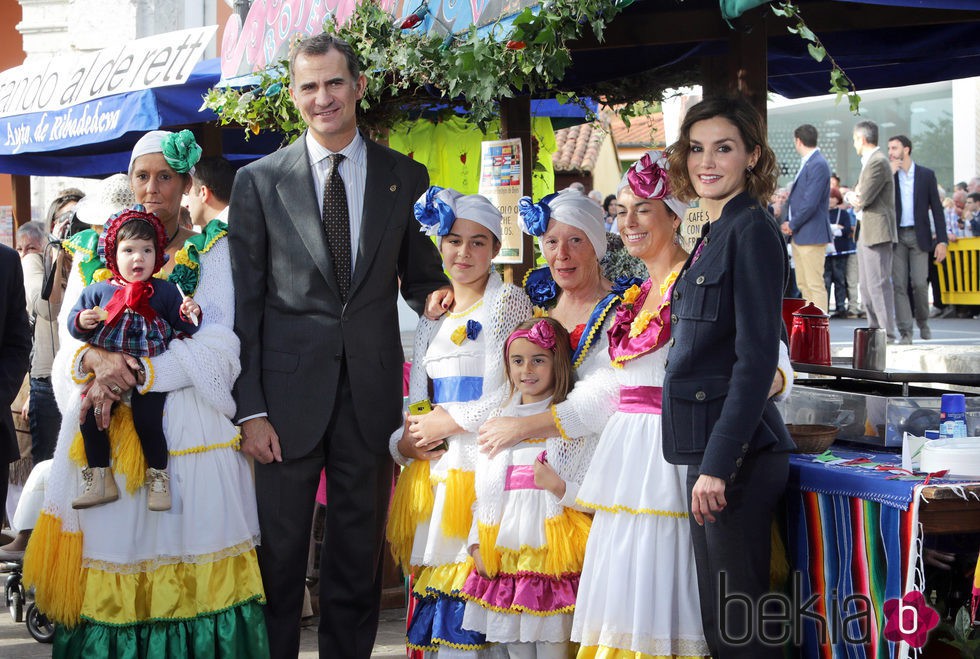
[67,206,201,511]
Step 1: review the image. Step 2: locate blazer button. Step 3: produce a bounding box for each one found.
[741,443,749,452]
[730,472,737,481]
[671,314,678,324]
[674,291,682,301]
[696,275,705,285]
[668,337,676,347]
[736,457,743,467]
[695,390,706,401]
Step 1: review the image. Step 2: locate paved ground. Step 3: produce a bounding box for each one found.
[0,603,408,657]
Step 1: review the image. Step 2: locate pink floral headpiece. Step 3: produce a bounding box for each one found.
[505,319,557,356]
[619,150,689,219]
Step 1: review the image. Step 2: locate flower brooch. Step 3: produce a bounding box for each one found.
[451,320,482,345]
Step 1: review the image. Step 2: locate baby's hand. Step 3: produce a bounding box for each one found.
[181,297,201,325]
[78,307,105,330]
[533,453,566,499]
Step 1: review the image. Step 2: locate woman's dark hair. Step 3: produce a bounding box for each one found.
[115,219,158,246]
[45,188,85,230]
[665,96,777,207]
[603,194,617,213]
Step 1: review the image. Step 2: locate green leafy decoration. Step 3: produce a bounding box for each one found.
[204,0,631,143]
[771,1,861,114]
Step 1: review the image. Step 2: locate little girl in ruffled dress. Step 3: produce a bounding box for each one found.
[461,317,596,659]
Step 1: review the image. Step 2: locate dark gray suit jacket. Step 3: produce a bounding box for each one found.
[894,163,946,253]
[0,245,31,464]
[229,133,447,459]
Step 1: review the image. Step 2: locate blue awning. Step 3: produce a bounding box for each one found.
[0,58,222,176]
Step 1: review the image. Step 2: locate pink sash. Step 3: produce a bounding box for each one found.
[618,385,663,414]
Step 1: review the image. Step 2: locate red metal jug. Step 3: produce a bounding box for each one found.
[789,302,831,365]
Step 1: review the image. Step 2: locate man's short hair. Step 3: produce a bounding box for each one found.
[289,33,361,82]
[967,192,980,204]
[853,121,878,146]
[192,157,236,204]
[793,124,818,148]
[888,135,912,154]
[955,181,968,192]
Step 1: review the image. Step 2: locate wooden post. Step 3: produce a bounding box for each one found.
[498,96,535,285]
[701,7,768,121]
[11,174,30,230]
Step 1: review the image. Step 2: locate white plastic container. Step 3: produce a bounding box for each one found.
[919,437,980,478]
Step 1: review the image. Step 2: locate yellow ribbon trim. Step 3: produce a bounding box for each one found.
[412,560,474,597]
[575,497,688,518]
[460,591,575,617]
[24,511,84,625]
[70,345,94,385]
[408,640,489,652]
[573,295,617,370]
[387,460,434,571]
[200,226,228,254]
[551,404,570,441]
[169,436,241,456]
[577,647,707,659]
[137,356,155,395]
[446,298,484,319]
[69,404,147,492]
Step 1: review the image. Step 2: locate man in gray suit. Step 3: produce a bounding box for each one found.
[229,34,448,658]
[887,135,948,343]
[845,121,899,342]
[782,124,832,309]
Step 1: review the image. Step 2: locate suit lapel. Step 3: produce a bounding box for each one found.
[350,140,399,298]
[276,137,342,299]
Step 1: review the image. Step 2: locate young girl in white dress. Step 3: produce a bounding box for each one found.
[388,186,531,657]
[461,317,595,659]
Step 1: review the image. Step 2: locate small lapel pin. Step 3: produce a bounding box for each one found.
[389,184,397,192]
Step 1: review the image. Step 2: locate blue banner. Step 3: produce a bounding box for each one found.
[0,91,160,156]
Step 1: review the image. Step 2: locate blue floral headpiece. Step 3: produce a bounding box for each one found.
[413,185,456,236]
[517,192,558,236]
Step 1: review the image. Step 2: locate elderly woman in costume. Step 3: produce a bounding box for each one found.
[25,130,268,657]
[387,187,531,656]
[571,151,710,658]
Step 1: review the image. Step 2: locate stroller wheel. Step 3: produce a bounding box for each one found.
[26,602,55,643]
[7,586,23,623]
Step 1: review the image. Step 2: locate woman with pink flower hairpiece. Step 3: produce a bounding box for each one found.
[570,150,710,659]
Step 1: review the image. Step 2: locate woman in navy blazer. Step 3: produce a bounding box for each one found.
[663,97,795,658]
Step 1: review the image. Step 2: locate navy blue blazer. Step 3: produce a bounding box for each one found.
[662,192,796,482]
[786,149,832,245]
[893,163,947,253]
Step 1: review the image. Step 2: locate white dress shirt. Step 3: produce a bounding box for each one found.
[896,161,915,228]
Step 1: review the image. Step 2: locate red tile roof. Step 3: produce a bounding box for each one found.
[552,123,606,173]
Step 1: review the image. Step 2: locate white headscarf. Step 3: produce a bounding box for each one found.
[618,149,689,220]
[519,188,607,259]
[414,187,502,240]
[128,131,171,174]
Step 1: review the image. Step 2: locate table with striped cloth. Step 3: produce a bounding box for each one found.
[786,447,976,659]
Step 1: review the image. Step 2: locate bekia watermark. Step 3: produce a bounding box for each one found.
[718,572,939,648]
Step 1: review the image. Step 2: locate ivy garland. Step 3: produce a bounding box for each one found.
[204,0,632,143]
[203,0,860,144]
